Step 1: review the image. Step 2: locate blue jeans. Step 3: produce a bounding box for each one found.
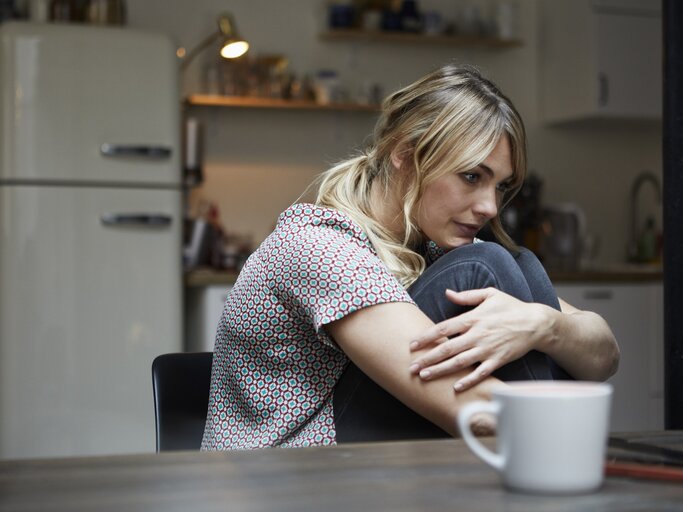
[333,242,569,443]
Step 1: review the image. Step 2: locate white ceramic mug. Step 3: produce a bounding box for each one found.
[457,381,613,494]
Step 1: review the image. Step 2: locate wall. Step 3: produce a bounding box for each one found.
[127,0,662,265]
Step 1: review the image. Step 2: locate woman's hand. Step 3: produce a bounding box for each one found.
[326,301,504,437]
[408,288,553,392]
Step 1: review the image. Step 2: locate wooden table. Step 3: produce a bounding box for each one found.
[2,438,683,512]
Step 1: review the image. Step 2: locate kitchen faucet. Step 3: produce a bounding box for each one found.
[628,170,662,262]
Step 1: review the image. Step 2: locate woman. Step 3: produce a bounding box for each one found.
[201,65,619,450]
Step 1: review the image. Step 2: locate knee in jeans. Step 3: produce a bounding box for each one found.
[465,241,516,270]
[514,246,536,262]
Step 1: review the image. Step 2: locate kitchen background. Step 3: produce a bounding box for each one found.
[0,0,664,459]
[129,0,662,265]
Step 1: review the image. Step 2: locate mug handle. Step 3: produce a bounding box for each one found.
[457,400,505,472]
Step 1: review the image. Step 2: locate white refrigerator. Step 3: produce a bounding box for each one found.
[0,22,182,459]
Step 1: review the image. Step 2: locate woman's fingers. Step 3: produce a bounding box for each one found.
[452,359,499,392]
[409,337,476,376]
[409,317,470,351]
[412,342,504,392]
[409,288,539,389]
[445,287,496,306]
[409,288,498,352]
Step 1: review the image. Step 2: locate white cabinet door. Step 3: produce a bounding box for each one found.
[555,282,664,431]
[595,10,662,118]
[539,0,661,123]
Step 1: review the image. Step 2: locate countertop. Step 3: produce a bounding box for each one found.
[185,264,663,287]
[547,263,663,283]
[185,269,240,287]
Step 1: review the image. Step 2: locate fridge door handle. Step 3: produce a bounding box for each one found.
[100,144,172,159]
[100,213,173,227]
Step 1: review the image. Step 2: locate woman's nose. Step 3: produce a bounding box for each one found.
[473,189,498,220]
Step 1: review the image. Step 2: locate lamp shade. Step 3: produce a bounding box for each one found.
[217,14,249,58]
[220,40,249,59]
[179,13,249,71]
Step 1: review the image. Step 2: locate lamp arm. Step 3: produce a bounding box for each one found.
[180,31,222,72]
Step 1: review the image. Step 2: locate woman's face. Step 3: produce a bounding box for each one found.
[415,135,514,250]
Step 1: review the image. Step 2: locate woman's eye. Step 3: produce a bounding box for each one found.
[496,181,511,193]
[462,172,479,184]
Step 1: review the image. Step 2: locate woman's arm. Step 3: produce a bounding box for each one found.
[540,297,620,381]
[407,288,620,391]
[325,301,504,437]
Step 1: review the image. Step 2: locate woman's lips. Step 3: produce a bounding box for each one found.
[454,222,480,238]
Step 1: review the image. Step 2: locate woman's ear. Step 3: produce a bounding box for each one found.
[391,149,403,170]
[391,146,411,170]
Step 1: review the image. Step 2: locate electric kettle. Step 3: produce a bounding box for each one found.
[539,203,587,271]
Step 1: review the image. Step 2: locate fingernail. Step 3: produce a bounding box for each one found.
[409,364,420,373]
[419,369,431,379]
[409,341,418,350]
[454,382,464,392]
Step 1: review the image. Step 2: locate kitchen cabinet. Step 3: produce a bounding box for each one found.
[555,281,664,432]
[539,0,661,123]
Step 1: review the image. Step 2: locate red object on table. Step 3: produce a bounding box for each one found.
[606,461,683,483]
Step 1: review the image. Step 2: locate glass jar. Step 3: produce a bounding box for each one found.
[313,70,340,105]
[85,0,125,25]
[29,0,51,22]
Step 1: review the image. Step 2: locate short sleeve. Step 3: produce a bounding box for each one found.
[267,213,413,349]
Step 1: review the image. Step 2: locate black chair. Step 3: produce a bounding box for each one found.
[151,352,213,452]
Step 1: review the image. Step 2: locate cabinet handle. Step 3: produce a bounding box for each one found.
[583,289,613,300]
[598,73,609,107]
[100,213,173,227]
[100,144,172,159]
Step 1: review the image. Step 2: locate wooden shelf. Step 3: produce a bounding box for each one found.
[185,94,380,112]
[319,29,523,48]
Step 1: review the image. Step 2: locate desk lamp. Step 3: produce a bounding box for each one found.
[178,13,249,70]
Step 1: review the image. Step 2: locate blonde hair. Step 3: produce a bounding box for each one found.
[315,65,527,287]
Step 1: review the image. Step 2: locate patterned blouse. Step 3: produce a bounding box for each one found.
[201,204,414,450]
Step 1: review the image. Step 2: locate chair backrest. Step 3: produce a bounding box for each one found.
[152,352,213,452]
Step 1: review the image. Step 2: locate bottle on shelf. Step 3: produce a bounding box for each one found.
[28,0,50,22]
[206,204,226,270]
[183,117,203,187]
[399,0,422,33]
[313,70,341,105]
[49,0,78,22]
[494,1,516,40]
[637,216,659,263]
